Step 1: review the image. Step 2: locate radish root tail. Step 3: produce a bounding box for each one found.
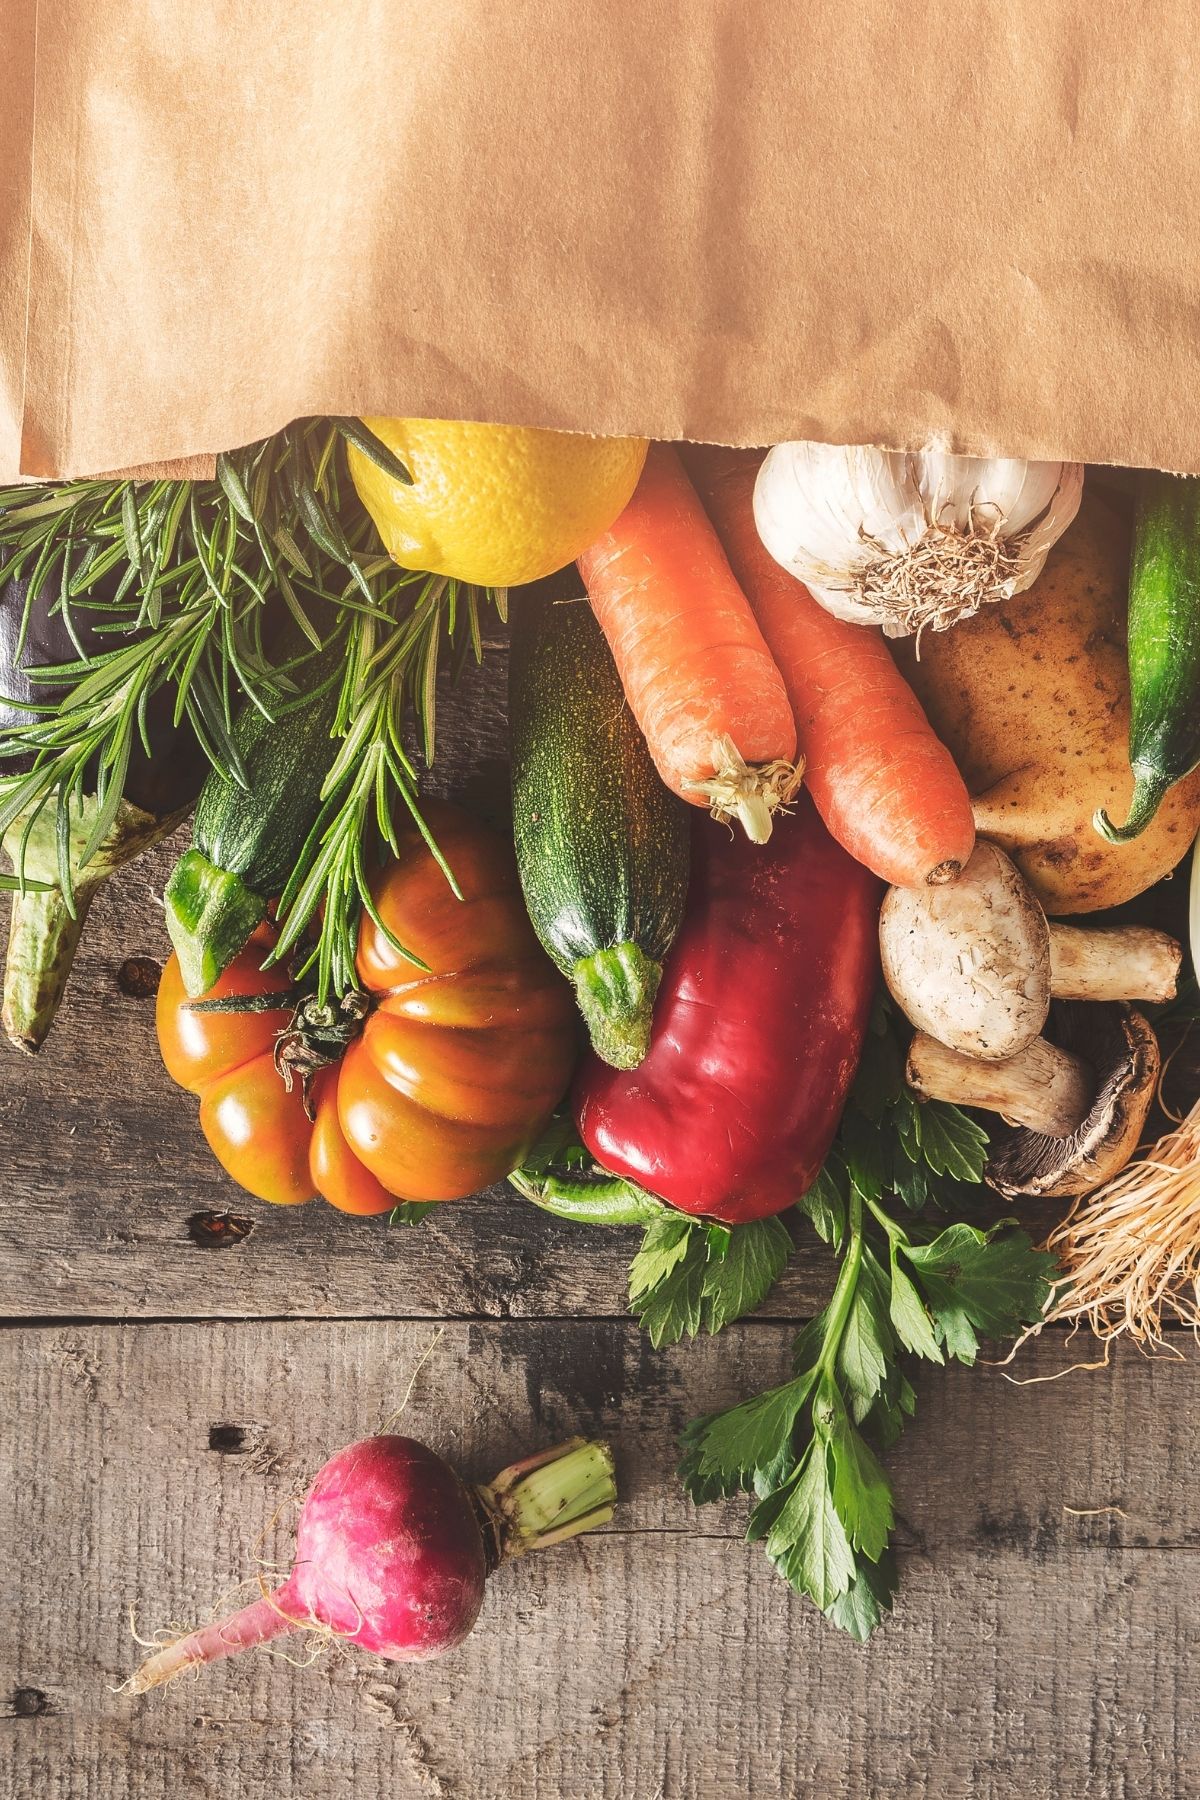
[126,1586,304,1694]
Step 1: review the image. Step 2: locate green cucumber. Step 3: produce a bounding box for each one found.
[1096,472,1200,843]
[165,653,343,994]
[510,579,689,1069]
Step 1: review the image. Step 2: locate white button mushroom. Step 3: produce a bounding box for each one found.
[880,841,1180,1062]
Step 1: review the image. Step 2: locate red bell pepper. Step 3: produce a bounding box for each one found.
[573,796,880,1224]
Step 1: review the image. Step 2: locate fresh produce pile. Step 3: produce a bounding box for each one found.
[4,417,1200,1655]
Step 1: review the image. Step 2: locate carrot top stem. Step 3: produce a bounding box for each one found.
[683,736,804,844]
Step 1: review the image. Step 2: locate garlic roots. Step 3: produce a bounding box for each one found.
[753,443,1084,638]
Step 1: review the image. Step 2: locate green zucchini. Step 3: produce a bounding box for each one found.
[510,579,689,1069]
[165,653,344,994]
[1096,472,1200,843]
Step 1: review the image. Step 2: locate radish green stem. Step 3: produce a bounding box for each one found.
[476,1437,617,1560]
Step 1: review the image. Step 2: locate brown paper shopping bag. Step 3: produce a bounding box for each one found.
[0,0,36,481]
[9,1,1200,479]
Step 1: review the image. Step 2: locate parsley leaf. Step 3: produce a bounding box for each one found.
[841,1106,886,1203]
[848,1012,905,1122]
[679,1370,817,1501]
[902,1222,1055,1364]
[905,1101,989,1184]
[835,1268,892,1419]
[685,1197,1050,1636]
[797,1158,847,1250]
[701,1216,792,1334]
[861,1366,917,1450]
[887,1258,944,1363]
[631,1214,793,1349]
[828,1395,894,1560]
[823,1550,899,1641]
[388,1201,437,1226]
[628,1216,694,1301]
[677,1000,1053,1642]
[759,1438,856,1612]
[631,1234,707,1348]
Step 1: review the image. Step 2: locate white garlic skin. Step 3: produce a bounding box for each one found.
[753,443,1085,631]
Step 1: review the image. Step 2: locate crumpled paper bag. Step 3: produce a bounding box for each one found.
[5,1,1199,480]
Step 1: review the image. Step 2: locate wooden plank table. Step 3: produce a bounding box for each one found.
[2,645,1198,1799]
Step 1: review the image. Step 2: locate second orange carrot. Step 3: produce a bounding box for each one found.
[577,444,799,843]
[683,444,975,888]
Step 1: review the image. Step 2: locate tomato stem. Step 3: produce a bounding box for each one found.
[274,989,371,1118]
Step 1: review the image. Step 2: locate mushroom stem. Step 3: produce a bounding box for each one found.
[907,1032,1092,1138]
[1047,924,1180,1004]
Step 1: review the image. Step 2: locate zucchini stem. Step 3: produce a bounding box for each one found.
[165,849,268,996]
[573,941,662,1070]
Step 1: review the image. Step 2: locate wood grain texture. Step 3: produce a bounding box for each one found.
[2,1318,1198,1800]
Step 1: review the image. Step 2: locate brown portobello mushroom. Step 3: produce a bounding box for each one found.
[880,841,1180,1061]
[0,572,205,1051]
[908,1003,1160,1200]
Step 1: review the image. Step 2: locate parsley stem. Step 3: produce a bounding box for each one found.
[864,1193,907,1244]
[817,1184,865,1381]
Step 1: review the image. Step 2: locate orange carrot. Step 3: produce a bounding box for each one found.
[683,444,975,888]
[577,444,799,843]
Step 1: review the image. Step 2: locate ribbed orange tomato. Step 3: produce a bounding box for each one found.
[157,806,578,1212]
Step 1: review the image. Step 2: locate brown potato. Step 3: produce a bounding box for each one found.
[892,489,1200,914]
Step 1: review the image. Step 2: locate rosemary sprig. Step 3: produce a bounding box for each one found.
[0,419,418,899]
[268,574,506,1000]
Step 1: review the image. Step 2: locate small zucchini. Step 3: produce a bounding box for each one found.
[510,578,689,1069]
[165,651,343,995]
[1097,472,1200,842]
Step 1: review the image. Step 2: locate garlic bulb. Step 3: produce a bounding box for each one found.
[754,443,1085,638]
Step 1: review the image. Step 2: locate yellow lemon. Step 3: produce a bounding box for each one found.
[347,417,648,588]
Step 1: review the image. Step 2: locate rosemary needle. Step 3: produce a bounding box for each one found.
[269,573,504,1001]
[0,418,506,990]
[0,420,438,906]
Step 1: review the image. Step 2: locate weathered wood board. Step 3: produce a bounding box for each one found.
[2,1321,1198,1800]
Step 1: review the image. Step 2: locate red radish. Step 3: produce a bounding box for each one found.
[128,1433,616,1692]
